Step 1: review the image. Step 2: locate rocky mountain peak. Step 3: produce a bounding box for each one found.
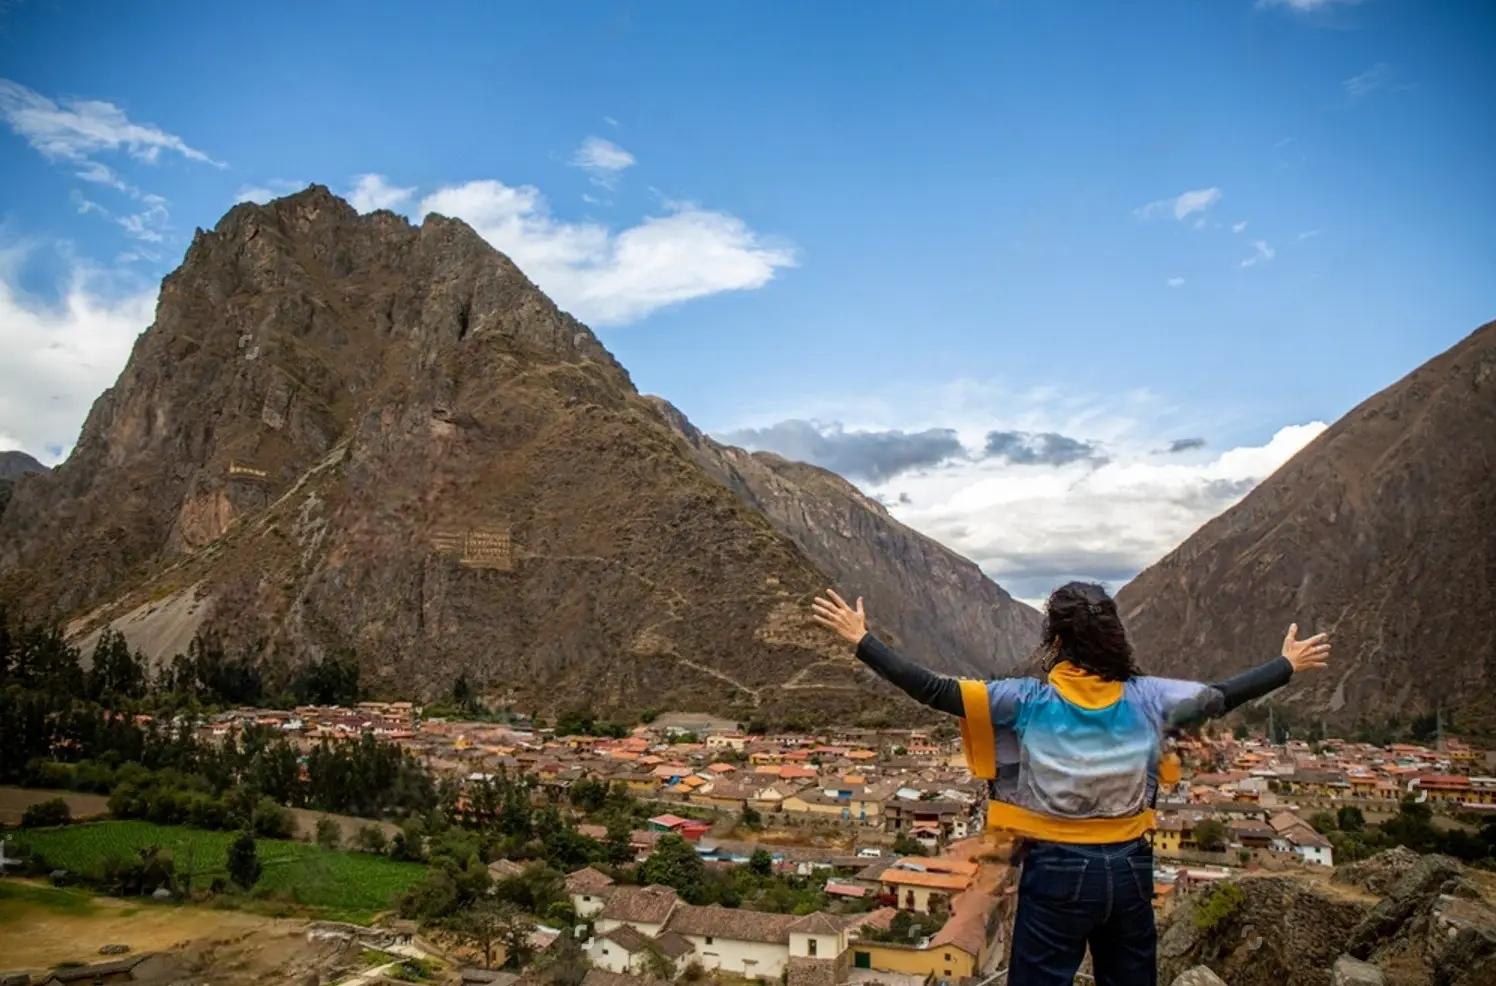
[0,188,1039,715]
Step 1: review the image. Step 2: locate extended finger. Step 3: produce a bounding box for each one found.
[826,589,850,610]
[1300,632,1328,645]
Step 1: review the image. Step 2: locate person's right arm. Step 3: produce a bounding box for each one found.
[854,632,964,717]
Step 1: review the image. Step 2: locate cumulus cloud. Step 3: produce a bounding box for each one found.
[724,383,1327,605]
[347,173,415,214]
[721,420,965,484]
[1240,240,1276,268]
[416,177,796,326]
[1135,187,1222,222]
[983,430,1104,467]
[0,247,155,463]
[569,136,636,190]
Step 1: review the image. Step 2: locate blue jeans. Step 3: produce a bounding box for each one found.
[1009,838,1157,986]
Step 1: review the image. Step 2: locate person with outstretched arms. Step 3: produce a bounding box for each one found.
[812,581,1330,986]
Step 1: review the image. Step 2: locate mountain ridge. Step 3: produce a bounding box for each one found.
[1117,319,1496,731]
[0,185,1039,717]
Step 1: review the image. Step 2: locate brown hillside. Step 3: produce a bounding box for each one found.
[0,186,1034,717]
[1116,320,1496,730]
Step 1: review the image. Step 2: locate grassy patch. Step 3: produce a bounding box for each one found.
[0,880,99,921]
[12,820,427,923]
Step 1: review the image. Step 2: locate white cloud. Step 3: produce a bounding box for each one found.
[1232,221,1249,233]
[569,136,637,190]
[0,78,223,166]
[1240,240,1276,268]
[1343,63,1389,99]
[416,177,797,326]
[1134,187,1222,222]
[724,383,1327,604]
[1296,229,1322,241]
[0,80,223,249]
[0,246,155,463]
[1167,277,1185,288]
[235,180,306,205]
[347,173,415,214]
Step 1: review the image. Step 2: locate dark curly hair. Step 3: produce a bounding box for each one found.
[1041,580,1143,682]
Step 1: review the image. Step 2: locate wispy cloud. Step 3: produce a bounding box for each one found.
[603,116,620,129]
[0,79,223,166]
[569,136,636,190]
[1240,240,1276,268]
[1343,63,1389,99]
[0,79,222,248]
[1167,277,1185,288]
[414,176,796,326]
[1232,221,1249,234]
[1134,187,1222,222]
[346,174,415,214]
[1296,229,1323,242]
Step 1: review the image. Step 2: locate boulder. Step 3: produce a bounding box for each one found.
[1330,956,1385,986]
[1171,967,1229,986]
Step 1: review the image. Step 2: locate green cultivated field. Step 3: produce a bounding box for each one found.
[12,821,427,921]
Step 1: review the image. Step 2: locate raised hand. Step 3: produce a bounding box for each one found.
[811,589,868,645]
[1282,623,1331,672]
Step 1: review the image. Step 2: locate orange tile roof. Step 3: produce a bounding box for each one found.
[880,868,972,891]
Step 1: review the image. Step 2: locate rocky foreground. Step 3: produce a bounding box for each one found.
[1159,849,1496,986]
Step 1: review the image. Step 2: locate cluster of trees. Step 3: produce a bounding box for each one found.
[1,608,362,715]
[2,611,436,822]
[1316,798,1496,867]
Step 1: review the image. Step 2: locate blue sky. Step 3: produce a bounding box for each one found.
[1,0,1492,602]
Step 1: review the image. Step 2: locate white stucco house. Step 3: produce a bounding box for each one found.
[567,866,617,919]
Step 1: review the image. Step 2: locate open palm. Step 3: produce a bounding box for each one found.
[1282,623,1332,672]
[811,590,868,645]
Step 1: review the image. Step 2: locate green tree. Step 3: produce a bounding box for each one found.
[315,816,342,849]
[1337,805,1366,833]
[446,900,528,970]
[749,848,773,878]
[357,824,388,853]
[604,813,634,865]
[892,833,928,856]
[1308,811,1339,835]
[1193,819,1228,853]
[739,805,763,830]
[638,834,707,901]
[21,797,71,828]
[226,830,262,890]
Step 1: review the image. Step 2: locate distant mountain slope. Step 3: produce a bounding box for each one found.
[1116,321,1496,731]
[0,186,1038,718]
[0,451,49,481]
[647,397,1043,679]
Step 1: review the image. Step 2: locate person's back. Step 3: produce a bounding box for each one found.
[812,579,1332,986]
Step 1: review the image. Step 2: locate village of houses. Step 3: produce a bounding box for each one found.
[205,702,1496,986]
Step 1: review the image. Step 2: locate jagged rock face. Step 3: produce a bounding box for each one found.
[646,397,1043,679]
[1117,322,1496,728]
[1159,874,1372,986]
[1160,853,1496,986]
[0,186,1035,715]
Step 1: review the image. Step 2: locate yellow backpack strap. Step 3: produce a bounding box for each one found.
[957,679,996,781]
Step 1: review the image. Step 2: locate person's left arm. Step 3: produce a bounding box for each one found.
[1154,623,1332,728]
